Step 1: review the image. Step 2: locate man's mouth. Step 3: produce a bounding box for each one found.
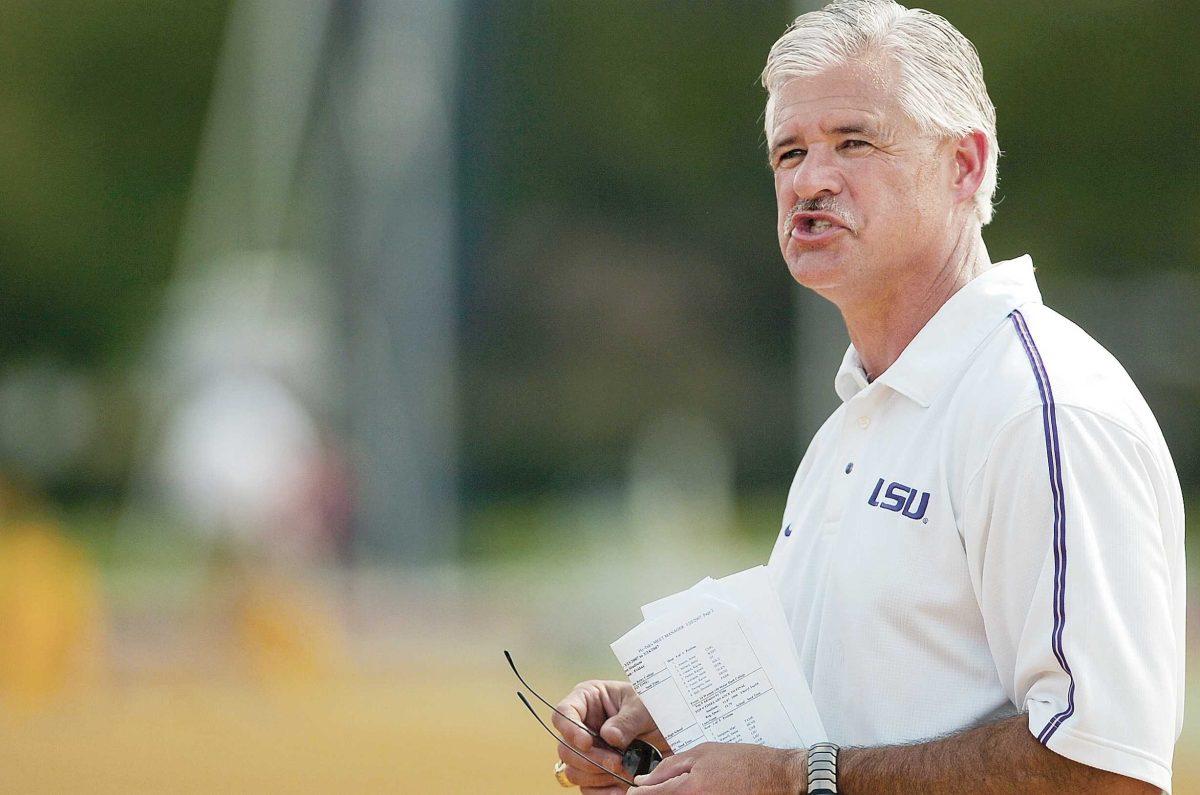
[788,212,849,240]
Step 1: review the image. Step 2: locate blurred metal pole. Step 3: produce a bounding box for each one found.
[328,0,462,564]
[177,0,331,269]
[121,0,332,534]
[789,0,846,445]
[794,285,846,443]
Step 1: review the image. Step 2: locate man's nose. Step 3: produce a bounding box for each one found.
[791,149,841,200]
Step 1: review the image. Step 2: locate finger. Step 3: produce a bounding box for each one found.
[561,739,633,782]
[563,760,629,790]
[560,742,631,786]
[556,734,623,762]
[554,684,603,749]
[632,753,694,788]
[558,740,624,770]
[631,770,690,794]
[598,697,655,750]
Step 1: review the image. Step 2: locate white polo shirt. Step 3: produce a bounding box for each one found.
[767,255,1185,792]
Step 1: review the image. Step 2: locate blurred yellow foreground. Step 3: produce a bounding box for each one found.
[0,520,576,793]
[1,521,1197,793]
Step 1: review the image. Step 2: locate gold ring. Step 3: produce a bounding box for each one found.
[554,759,573,788]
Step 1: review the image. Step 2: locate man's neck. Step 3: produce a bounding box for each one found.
[842,230,991,382]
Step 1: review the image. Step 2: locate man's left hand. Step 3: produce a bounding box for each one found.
[629,742,806,794]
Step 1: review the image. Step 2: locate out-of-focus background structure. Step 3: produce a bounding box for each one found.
[0,1,1196,792]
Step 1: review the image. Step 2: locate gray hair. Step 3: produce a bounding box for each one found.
[762,0,999,225]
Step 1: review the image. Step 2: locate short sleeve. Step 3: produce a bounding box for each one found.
[961,405,1183,792]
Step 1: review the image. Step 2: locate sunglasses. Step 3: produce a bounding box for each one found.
[505,650,663,787]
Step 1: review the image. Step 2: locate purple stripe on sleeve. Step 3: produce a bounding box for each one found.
[1009,309,1076,744]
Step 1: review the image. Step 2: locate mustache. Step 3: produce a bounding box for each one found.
[785,198,859,233]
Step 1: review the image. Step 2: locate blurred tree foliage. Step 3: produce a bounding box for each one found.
[0,1,229,367]
[459,0,1199,496]
[936,0,1200,273]
[460,1,800,494]
[0,1,1195,503]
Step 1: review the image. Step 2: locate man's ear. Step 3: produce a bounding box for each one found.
[951,129,989,207]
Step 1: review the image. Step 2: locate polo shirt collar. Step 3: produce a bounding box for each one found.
[834,255,1042,406]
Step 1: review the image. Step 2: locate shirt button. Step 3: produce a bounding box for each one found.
[857,416,871,429]
[844,462,854,474]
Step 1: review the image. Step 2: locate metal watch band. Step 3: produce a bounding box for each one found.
[806,742,839,794]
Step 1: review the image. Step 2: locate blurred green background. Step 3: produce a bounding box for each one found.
[0,1,1196,792]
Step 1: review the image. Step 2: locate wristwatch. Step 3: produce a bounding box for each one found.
[806,742,839,794]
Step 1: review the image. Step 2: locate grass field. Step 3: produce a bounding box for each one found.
[1,508,1195,793]
[1,660,1199,793]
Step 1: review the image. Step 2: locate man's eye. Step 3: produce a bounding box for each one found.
[779,148,806,163]
[840,139,871,150]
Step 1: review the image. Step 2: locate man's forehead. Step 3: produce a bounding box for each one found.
[769,60,902,139]
[775,95,882,128]
[769,96,888,147]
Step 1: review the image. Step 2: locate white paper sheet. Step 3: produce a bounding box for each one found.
[611,566,825,754]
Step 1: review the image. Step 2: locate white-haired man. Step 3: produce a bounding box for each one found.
[552,2,1183,793]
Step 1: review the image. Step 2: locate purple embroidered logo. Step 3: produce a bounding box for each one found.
[867,478,930,522]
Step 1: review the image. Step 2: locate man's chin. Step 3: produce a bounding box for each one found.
[785,252,846,293]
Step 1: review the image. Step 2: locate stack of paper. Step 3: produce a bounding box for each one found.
[610,566,825,754]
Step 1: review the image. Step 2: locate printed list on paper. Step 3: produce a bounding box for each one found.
[610,566,825,754]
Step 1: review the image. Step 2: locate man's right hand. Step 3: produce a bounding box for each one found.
[552,680,666,793]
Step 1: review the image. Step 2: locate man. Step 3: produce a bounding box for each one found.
[552,2,1184,793]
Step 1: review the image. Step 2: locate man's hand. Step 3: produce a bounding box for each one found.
[629,742,806,794]
[552,680,667,794]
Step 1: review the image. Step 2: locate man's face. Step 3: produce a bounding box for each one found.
[769,58,954,303]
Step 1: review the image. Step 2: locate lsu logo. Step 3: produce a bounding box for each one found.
[867,478,930,521]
